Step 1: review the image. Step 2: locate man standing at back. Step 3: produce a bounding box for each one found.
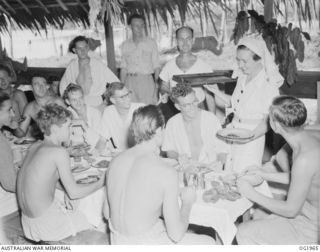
[105,105,214,244]
[120,14,160,105]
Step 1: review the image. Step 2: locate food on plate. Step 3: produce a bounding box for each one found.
[71,165,90,173]
[93,160,110,168]
[226,133,240,138]
[206,177,242,202]
[225,190,241,201]
[76,175,100,184]
[241,174,264,186]
[68,144,91,157]
[14,138,36,145]
[202,189,219,203]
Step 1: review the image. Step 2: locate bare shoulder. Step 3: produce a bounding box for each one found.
[24,101,36,114]
[293,151,319,174]
[12,89,26,99]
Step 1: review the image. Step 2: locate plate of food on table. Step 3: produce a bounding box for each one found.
[14,138,37,145]
[71,164,90,173]
[216,128,254,143]
[92,159,110,169]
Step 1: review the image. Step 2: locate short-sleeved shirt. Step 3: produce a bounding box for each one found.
[159,57,212,102]
[120,37,160,74]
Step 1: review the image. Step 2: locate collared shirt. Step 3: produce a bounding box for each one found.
[120,37,160,74]
[99,103,144,151]
[60,56,119,107]
[162,110,229,163]
[229,70,279,130]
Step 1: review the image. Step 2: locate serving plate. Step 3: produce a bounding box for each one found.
[216,128,254,142]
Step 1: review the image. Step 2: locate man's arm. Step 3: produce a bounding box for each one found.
[251,116,270,140]
[14,90,28,117]
[55,148,105,199]
[17,104,33,136]
[238,157,314,218]
[120,68,128,83]
[162,167,195,242]
[0,142,17,192]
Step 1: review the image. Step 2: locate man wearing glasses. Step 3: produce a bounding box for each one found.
[99,82,144,151]
[162,83,228,165]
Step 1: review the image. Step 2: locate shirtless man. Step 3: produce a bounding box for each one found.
[162,83,228,164]
[17,104,105,242]
[236,95,320,244]
[15,74,65,137]
[0,64,27,121]
[105,105,214,244]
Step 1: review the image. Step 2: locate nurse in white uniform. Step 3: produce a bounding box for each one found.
[206,36,284,172]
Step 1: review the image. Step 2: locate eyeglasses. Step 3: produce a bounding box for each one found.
[179,99,199,109]
[113,91,132,99]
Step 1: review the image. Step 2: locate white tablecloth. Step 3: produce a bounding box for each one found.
[189,181,271,244]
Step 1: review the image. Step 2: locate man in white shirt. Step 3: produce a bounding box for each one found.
[99,82,144,151]
[162,83,228,164]
[59,36,119,110]
[63,83,102,148]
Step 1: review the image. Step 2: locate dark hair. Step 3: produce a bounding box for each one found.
[0,91,10,110]
[36,104,72,136]
[170,83,194,103]
[127,13,145,25]
[0,64,12,77]
[129,105,165,144]
[103,82,126,104]
[269,95,307,128]
[237,45,261,61]
[63,83,83,100]
[176,26,194,38]
[31,74,48,83]
[68,36,89,54]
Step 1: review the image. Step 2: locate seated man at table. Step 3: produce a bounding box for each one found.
[236,96,320,245]
[106,105,215,244]
[15,74,65,138]
[99,82,144,151]
[63,83,103,148]
[0,64,28,121]
[17,104,106,242]
[162,83,229,165]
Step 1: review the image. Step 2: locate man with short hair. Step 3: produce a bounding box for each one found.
[162,83,228,164]
[99,82,144,151]
[60,36,119,109]
[106,105,214,244]
[159,26,215,119]
[0,64,27,121]
[17,104,106,242]
[63,83,102,148]
[16,75,65,137]
[236,96,320,245]
[120,14,160,104]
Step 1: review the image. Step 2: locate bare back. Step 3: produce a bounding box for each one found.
[17,142,66,218]
[107,146,173,235]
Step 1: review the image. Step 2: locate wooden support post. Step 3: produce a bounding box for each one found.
[264,0,274,23]
[104,15,117,75]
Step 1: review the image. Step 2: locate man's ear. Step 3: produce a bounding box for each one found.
[110,97,116,105]
[174,103,181,111]
[65,99,70,106]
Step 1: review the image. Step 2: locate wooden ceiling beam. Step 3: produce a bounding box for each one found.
[75,0,88,13]
[34,0,50,14]
[55,0,69,11]
[16,0,32,15]
[0,4,10,16]
[1,0,16,14]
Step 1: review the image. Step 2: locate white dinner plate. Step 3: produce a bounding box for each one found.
[216,128,254,141]
[92,159,110,169]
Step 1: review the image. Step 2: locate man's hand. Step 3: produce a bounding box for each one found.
[236,178,255,199]
[159,93,169,104]
[180,187,196,205]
